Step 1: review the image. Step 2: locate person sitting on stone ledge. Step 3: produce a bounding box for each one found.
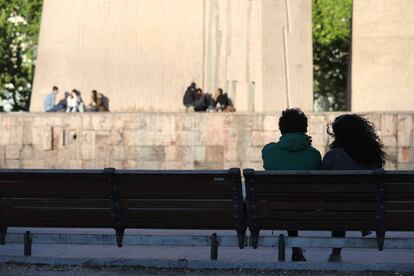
[86,90,99,112]
[74,90,85,112]
[44,86,65,112]
[262,108,321,262]
[214,88,230,112]
[97,93,109,112]
[66,90,79,112]
[194,88,209,112]
[183,82,197,111]
[322,114,386,262]
[56,91,70,111]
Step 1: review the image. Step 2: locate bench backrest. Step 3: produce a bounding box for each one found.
[0,168,246,247]
[243,169,414,249]
[382,172,414,231]
[114,169,244,231]
[0,170,111,229]
[244,170,379,232]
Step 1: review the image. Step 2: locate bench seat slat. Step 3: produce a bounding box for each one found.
[257,210,376,221]
[121,199,233,209]
[258,220,376,230]
[123,219,234,229]
[118,183,233,193]
[120,192,233,200]
[2,198,110,208]
[254,193,375,202]
[257,201,376,211]
[254,184,376,193]
[4,207,112,218]
[0,182,107,192]
[5,218,112,228]
[0,192,109,199]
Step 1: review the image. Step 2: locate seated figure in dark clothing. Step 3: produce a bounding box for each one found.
[183,82,197,111]
[262,108,321,262]
[214,88,229,111]
[194,88,209,112]
[322,114,386,262]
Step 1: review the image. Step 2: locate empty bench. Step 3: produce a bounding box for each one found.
[244,169,414,261]
[0,168,246,259]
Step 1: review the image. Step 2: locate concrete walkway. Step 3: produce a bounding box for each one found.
[1,228,414,272]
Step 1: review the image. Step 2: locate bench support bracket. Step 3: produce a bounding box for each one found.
[0,226,6,245]
[244,169,260,249]
[24,231,32,257]
[278,234,286,262]
[105,167,124,247]
[230,168,246,249]
[210,233,219,260]
[374,169,386,251]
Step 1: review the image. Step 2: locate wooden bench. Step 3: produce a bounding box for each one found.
[0,168,246,259]
[243,169,414,261]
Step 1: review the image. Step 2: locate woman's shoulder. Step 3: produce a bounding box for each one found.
[324,147,345,157]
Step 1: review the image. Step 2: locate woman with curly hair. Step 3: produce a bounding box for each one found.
[322,114,387,262]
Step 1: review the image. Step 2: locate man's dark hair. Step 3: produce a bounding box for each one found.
[52,86,58,91]
[190,82,196,88]
[218,88,223,94]
[278,108,308,135]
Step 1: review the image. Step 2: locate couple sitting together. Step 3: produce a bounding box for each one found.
[262,108,386,262]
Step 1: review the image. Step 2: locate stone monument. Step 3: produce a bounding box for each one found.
[351,0,414,112]
[30,0,313,112]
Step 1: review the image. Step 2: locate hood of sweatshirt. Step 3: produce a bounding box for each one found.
[278,133,311,152]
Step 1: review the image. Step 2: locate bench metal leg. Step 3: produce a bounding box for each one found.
[0,227,6,245]
[24,231,32,257]
[210,233,219,260]
[278,234,286,262]
[116,228,125,248]
[376,230,385,251]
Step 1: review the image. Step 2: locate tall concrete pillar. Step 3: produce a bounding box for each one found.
[352,0,414,112]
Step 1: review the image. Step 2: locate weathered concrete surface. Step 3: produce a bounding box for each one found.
[0,112,412,170]
[30,0,313,113]
[1,229,414,272]
[352,0,414,112]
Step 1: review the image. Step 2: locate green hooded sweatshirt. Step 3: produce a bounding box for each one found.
[262,133,321,170]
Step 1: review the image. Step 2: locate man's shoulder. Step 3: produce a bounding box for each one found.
[307,145,322,159]
[262,142,278,153]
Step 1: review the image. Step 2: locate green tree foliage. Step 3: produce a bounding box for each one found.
[0,0,43,111]
[313,0,352,111]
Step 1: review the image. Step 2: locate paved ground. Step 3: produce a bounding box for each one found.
[1,228,414,274]
[0,264,412,276]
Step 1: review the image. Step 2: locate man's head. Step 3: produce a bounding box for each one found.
[217,88,223,95]
[52,86,59,94]
[278,108,308,135]
[190,82,196,88]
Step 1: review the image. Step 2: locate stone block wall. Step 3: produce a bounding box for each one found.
[0,113,413,170]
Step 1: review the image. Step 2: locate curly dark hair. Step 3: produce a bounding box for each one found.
[278,108,308,135]
[328,114,386,168]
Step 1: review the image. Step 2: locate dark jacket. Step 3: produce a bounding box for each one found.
[183,87,196,106]
[216,93,229,108]
[322,148,380,170]
[262,133,321,170]
[194,94,208,111]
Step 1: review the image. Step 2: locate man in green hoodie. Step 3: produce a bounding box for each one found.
[262,108,321,261]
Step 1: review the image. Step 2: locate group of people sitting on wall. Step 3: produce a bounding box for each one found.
[263,108,386,262]
[183,82,236,112]
[43,86,109,112]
